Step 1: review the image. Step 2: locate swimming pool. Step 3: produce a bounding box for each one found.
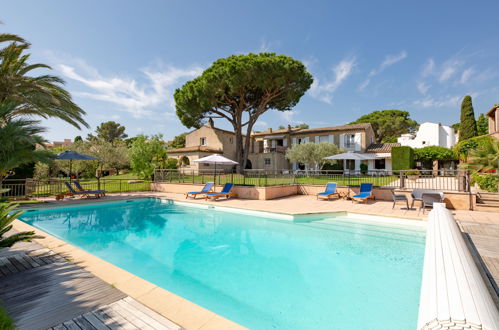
[19,199,426,329]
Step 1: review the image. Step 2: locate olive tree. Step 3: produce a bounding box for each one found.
[286,142,343,170]
[174,53,313,172]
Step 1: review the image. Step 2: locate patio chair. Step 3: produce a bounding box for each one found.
[352,183,374,203]
[419,193,444,214]
[186,182,214,199]
[206,183,235,201]
[411,189,444,208]
[74,180,106,196]
[316,183,340,200]
[391,189,409,209]
[64,182,102,199]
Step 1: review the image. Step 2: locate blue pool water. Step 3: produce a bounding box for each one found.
[19,199,425,329]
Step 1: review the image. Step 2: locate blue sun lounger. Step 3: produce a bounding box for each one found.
[186,182,214,199]
[74,180,106,196]
[206,183,234,201]
[64,182,102,199]
[316,182,339,200]
[352,183,374,203]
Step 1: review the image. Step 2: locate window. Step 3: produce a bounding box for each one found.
[319,135,329,143]
[346,159,355,170]
[229,137,233,143]
[203,163,210,167]
[200,137,207,146]
[375,159,385,170]
[345,134,355,148]
[264,158,271,166]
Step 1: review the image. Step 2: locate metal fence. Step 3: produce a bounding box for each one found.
[154,169,470,192]
[0,178,151,198]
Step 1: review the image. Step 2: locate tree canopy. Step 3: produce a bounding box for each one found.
[128,135,168,179]
[459,95,477,140]
[476,113,488,136]
[285,142,342,170]
[170,133,186,149]
[174,52,313,171]
[349,110,418,143]
[89,121,127,143]
[413,146,456,162]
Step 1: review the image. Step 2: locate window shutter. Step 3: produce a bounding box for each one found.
[354,133,362,151]
[283,138,288,147]
[315,136,319,143]
[339,134,345,148]
[292,138,297,145]
[304,137,310,143]
[329,135,334,144]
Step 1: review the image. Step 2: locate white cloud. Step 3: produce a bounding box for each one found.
[413,95,461,108]
[309,57,356,104]
[421,59,435,77]
[359,50,407,90]
[460,67,475,84]
[417,81,431,95]
[56,59,203,119]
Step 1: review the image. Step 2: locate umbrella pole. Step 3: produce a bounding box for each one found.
[69,159,72,184]
[214,163,217,186]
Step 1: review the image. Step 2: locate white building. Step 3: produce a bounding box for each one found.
[397,122,457,149]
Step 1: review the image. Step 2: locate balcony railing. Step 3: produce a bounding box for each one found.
[263,146,288,153]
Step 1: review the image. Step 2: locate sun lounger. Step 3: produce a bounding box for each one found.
[74,180,106,196]
[186,182,214,199]
[206,183,234,201]
[352,183,374,203]
[64,182,102,199]
[316,182,339,200]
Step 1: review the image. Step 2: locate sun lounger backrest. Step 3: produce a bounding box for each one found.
[202,182,214,192]
[74,180,84,190]
[325,183,337,194]
[221,183,233,193]
[360,183,373,194]
[64,181,77,193]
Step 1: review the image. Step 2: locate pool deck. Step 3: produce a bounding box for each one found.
[10,191,499,328]
[0,238,181,330]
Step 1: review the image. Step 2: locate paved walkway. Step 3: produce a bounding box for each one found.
[0,238,180,330]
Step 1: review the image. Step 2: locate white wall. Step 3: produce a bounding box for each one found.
[398,122,457,149]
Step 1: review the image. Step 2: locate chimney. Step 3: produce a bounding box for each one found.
[269,128,272,133]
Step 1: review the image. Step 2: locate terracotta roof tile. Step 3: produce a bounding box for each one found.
[366,143,401,153]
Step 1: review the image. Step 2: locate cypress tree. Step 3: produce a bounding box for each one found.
[459,95,477,140]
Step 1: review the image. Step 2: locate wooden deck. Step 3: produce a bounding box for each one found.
[0,240,180,330]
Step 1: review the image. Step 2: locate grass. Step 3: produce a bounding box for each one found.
[160,173,398,187]
[0,304,14,330]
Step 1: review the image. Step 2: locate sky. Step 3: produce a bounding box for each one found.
[2,0,499,142]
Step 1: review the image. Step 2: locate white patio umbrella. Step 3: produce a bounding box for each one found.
[194,154,238,184]
[324,151,378,160]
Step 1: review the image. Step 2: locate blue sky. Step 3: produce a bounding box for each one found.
[3,0,499,142]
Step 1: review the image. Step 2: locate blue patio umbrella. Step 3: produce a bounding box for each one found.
[56,150,99,182]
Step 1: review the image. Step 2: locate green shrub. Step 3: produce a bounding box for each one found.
[0,304,14,330]
[406,169,420,176]
[471,173,499,192]
[360,163,368,174]
[454,136,492,160]
[322,162,343,171]
[414,146,456,161]
[391,146,414,171]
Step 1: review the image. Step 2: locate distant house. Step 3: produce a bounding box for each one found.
[45,139,73,149]
[487,104,499,140]
[397,122,457,149]
[167,121,401,172]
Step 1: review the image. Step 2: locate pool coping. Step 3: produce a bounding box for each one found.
[13,197,428,329]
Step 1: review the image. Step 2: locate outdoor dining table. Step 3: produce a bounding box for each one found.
[411,189,444,208]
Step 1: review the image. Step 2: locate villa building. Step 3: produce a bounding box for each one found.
[397,122,457,149]
[487,104,499,140]
[167,121,402,172]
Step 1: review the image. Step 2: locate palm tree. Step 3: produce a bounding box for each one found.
[0,203,41,248]
[0,102,53,181]
[468,138,499,170]
[0,38,88,129]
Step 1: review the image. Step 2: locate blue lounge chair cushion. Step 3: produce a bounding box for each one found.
[206,183,233,197]
[352,192,372,199]
[74,180,106,193]
[64,182,101,194]
[187,182,214,195]
[352,183,373,199]
[317,183,337,196]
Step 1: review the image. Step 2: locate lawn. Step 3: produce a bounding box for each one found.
[159,172,398,187]
[0,305,14,330]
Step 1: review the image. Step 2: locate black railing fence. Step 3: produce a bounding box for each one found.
[0,178,150,198]
[154,169,470,192]
[0,169,470,198]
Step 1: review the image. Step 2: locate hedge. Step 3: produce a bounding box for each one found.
[391,146,414,171]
